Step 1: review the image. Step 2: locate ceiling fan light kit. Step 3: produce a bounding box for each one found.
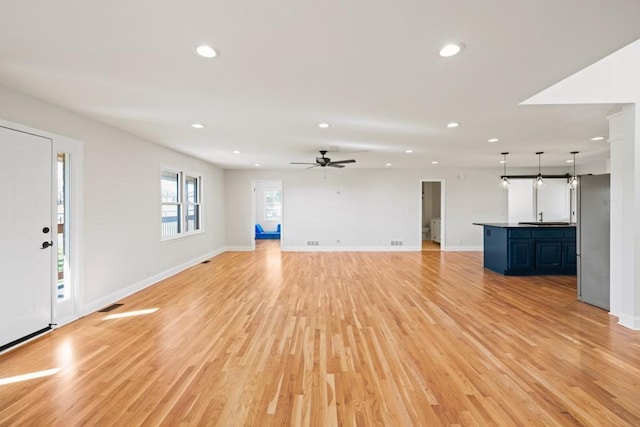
[290,150,356,179]
[290,150,356,169]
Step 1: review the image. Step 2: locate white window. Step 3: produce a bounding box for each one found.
[161,168,202,239]
[264,188,282,221]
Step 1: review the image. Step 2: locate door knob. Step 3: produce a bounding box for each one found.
[41,241,53,249]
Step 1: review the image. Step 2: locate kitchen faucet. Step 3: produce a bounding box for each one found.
[539,211,544,222]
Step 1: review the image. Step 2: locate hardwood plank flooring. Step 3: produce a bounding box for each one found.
[422,240,441,251]
[1,240,639,426]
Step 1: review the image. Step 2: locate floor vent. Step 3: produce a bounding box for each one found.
[390,240,404,246]
[306,241,320,246]
[201,260,211,264]
[98,303,123,313]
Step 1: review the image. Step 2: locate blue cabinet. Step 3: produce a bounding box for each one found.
[508,240,532,271]
[535,241,562,270]
[478,224,576,276]
[562,242,577,272]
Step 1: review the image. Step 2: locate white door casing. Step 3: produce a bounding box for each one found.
[0,126,53,348]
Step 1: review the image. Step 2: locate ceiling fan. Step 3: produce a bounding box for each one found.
[290,150,356,169]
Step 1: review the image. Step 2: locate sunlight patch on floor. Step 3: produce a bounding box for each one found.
[0,368,62,386]
[103,308,159,320]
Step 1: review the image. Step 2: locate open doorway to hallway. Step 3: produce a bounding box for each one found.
[421,181,442,252]
[252,180,283,250]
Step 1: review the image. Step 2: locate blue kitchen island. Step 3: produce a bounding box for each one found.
[474,223,577,276]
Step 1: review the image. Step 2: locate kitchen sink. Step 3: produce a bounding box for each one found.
[518,221,572,226]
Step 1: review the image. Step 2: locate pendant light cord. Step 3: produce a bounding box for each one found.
[537,152,542,175]
[502,152,508,176]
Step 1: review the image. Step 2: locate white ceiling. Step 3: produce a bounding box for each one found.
[1,0,640,169]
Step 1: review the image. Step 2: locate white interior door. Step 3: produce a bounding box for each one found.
[508,179,535,223]
[537,179,570,222]
[0,126,53,348]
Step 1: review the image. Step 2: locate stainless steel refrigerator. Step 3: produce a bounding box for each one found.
[576,174,610,310]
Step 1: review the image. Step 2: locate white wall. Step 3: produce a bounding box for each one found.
[226,167,507,251]
[432,183,441,219]
[524,38,640,329]
[421,182,433,228]
[609,106,640,329]
[0,84,226,315]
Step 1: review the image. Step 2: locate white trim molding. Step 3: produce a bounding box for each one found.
[80,248,225,316]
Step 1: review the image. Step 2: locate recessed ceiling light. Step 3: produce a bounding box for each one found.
[590,136,605,141]
[385,163,392,167]
[566,159,574,163]
[232,150,241,154]
[195,45,218,58]
[439,43,465,57]
[254,163,261,167]
[447,122,460,128]
[431,161,439,165]
[488,138,500,143]
[191,123,205,129]
[405,149,414,154]
[318,123,330,128]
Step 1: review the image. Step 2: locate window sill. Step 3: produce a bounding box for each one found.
[161,229,204,243]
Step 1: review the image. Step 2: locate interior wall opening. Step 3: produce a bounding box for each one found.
[421,181,442,252]
[252,180,283,250]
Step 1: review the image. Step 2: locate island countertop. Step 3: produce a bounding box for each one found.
[473,222,576,228]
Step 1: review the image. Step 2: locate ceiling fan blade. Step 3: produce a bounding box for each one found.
[328,164,345,168]
[307,165,320,169]
[328,159,355,165]
[290,162,318,165]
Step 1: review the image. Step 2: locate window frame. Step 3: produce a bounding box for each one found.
[160,166,203,241]
[184,173,202,234]
[263,188,282,221]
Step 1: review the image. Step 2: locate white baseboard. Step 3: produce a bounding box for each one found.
[282,246,421,252]
[80,247,225,316]
[282,245,483,252]
[76,243,483,319]
[616,313,640,330]
[53,314,81,329]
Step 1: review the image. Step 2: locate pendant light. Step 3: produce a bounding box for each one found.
[568,151,578,190]
[533,151,546,189]
[499,152,510,190]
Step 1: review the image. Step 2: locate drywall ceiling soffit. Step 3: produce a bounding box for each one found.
[523,39,640,105]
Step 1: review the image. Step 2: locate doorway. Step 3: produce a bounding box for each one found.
[421,180,443,251]
[0,121,82,352]
[0,126,53,349]
[252,180,283,251]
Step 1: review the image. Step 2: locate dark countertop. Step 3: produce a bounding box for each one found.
[473,222,576,228]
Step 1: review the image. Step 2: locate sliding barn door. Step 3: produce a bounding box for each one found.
[0,126,53,348]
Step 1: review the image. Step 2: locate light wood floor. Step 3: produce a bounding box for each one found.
[1,240,639,426]
[422,239,441,251]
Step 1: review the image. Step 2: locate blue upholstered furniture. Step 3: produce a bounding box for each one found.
[255,224,281,239]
